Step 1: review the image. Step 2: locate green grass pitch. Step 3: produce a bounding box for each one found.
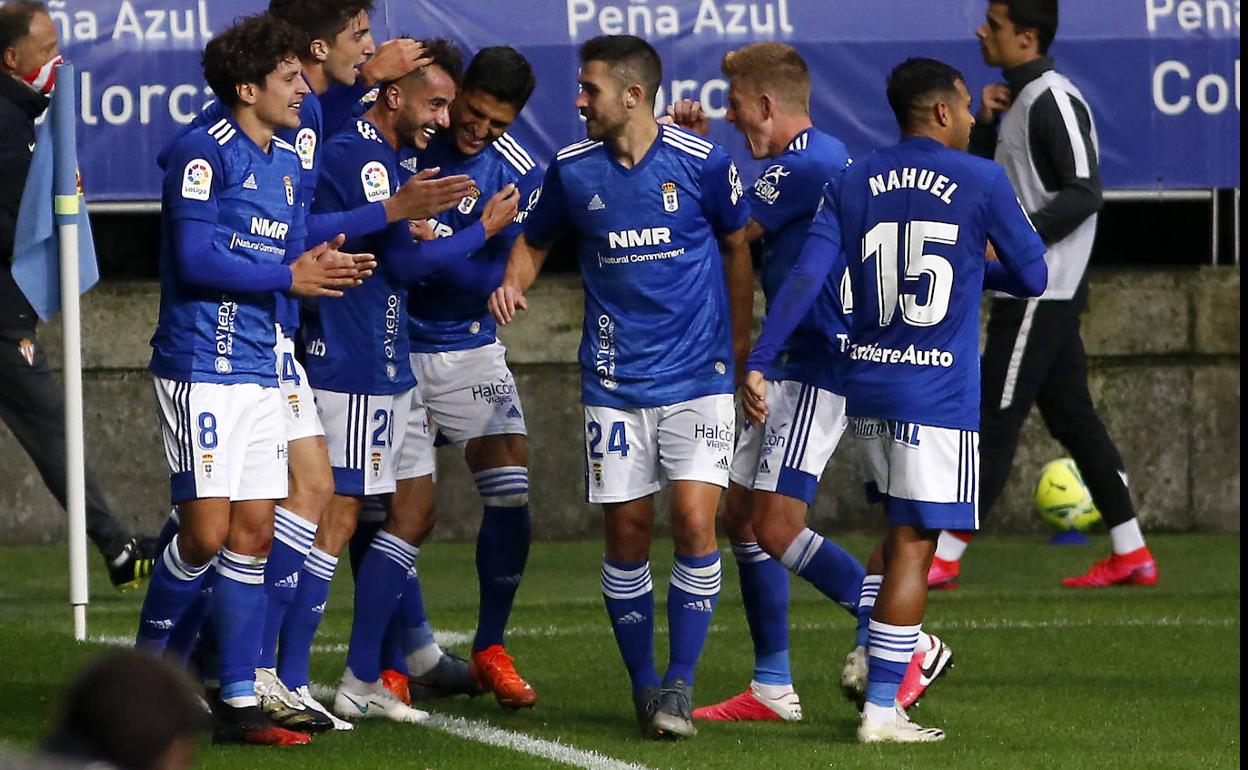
[0,534,1238,769]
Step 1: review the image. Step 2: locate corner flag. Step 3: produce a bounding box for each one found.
[11,62,98,322]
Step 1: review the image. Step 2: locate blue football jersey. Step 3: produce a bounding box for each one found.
[301,118,417,396]
[398,132,543,353]
[523,125,750,408]
[750,128,853,393]
[815,136,1047,429]
[150,117,305,386]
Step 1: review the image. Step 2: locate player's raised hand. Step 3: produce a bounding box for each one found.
[290,237,373,297]
[480,184,520,238]
[386,167,476,221]
[740,370,769,426]
[664,99,710,135]
[978,83,1012,125]
[488,282,528,326]
[360,38,432,87]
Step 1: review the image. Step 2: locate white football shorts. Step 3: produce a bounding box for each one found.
[410,341,527,444]
[315,388,413,496]
[729,380,849,506]
[154,377,288,503]
[274,330,324,442]
[396,382,437,481]
[584,393,735,504]
[852,417,980,531]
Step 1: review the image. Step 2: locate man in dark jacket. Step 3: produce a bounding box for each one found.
[928,0,1157,590]
[1,1,155,588]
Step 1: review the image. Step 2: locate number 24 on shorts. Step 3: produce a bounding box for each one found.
[588,420,630,458]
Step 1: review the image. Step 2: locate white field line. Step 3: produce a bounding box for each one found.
[89,614,1238,652]
[305,684,656,770]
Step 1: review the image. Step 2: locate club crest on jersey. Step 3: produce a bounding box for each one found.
[295,128,316,171]
[361,161,390,202]
[728,162,744,205]
[283,176,294,206]
[181,158,211,201]
[661,181,679,212]
[457,186,481,215]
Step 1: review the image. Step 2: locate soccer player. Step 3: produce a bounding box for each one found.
[150,4,476,733]
[490,34,754,739]
[662,43,870,724]
[299,39,517,724]
[385,45,542,709]
[929,0,1157,590]
[136,14,373,746]
[743,58,1048,742]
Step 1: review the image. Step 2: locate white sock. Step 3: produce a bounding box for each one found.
[1109,518,1146,555]
[935,531,970,562]
[863,700,897,725]
[405,643,444,676]
[751,681,794,699]
[223,692,257,708]
[913,631,934,654]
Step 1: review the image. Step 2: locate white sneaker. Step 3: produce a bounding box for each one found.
[840,647,868,708]
[332,669,431,724]
[857,706,945,743]
[294,685,354,731]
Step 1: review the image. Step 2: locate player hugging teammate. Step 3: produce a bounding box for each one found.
[131,1,1083,750]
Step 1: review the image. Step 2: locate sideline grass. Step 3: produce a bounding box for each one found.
[0,534,1238,769]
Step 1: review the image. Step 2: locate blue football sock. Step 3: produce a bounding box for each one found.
[472,466,532,652]
[277,546,336,690]
[856,575,883,650]
[166,569,216,665]
[731,541,792,685]
[601,558,659,694]
[398,564,441,674]
[345,530,417,684]
[779,528,865,614]
[865,619,920,709]
[259,507,316,670]
[664,551,721,687]
[213,548,268,707]
[135,535,211,651]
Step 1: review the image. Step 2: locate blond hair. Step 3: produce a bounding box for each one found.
[720,42,810,114]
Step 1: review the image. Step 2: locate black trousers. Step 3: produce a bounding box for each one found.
[0,328,130,559]
[978,285,1136,528]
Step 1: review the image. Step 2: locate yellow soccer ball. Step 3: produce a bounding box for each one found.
[1034,458,1102,532]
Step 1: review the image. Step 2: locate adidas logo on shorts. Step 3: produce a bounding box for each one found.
[506,405,522,419]
[715,456,730,471]
[616,611,645,625]
[682,599,714,613]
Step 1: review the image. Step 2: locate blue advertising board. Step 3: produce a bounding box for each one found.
[50,0,1239,200]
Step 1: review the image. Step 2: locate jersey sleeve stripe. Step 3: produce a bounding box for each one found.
[664,125,713,152]
[661,134,710,159]
[1049,84,1092,179]
[493,135,534,174]
[556,139,603,160]
[497,134,535,169]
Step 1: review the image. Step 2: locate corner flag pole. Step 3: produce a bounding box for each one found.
[53,64,89,641]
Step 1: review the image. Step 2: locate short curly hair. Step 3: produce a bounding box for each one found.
[203,14,305,107]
